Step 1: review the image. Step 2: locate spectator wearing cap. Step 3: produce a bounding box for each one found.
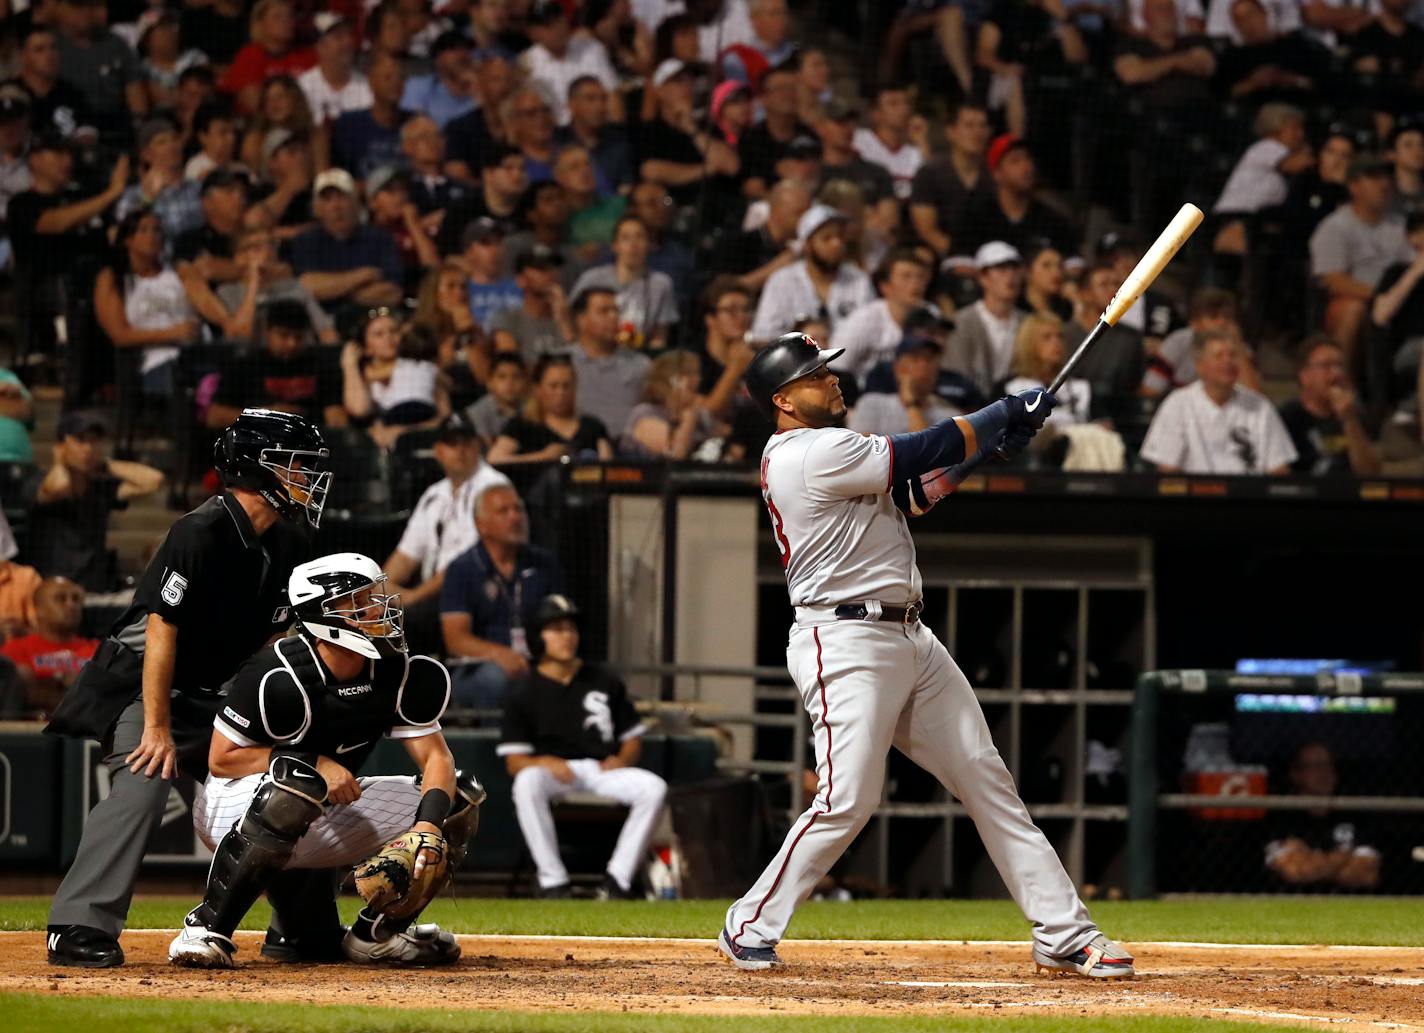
[521,0,622,126]
[367,166,441,290]
[0,576,97,717]
[1139,328,1297,474]
[718,0,795,91]
[4,25,95,142]
[173,168,251,286]
[1278,336,1381,476]
[463,216,525,329]
[852,85,928,203]
[205,299,345,430]
[239,75,320,179]
[711,80,752,148]
[737,61,814,200]
[849,335,963,435]
[299,14,373,126]
[218,0,315,116]
[445,51,520,181]
[135,8,207,112]
[558,75,634,198]
[501,180,587,288]
[330,52,411,180]
[183,102,241,183]
[342,305,451,450]
[829,246,935,387]
[954,134,1076,257]
[565,285,652,435]
[1063,258,1147,424]
[399,114,471,214]
[385,412,513,650]
[628,180,694,298]
[1310,154,1414,367]
[490,353,615,463]
[439,142,529,254]
[492,244,575,361]
[638,58,740,208]
[289,168,404,311]
[749,203,875,342]
[28,411,164,591]
[1389,123,1424,218]
[910,100,993,261]
[556,145,626,248]
[248,130,315,233]
[401,30,479,129]
[217,226,335,347]
[116,117,205,248]
[571,215,679,350]
[816,97,896,207]
[467,352,531,444]
[944,241,1026,393]
[708,177,810,290]
[505,83,561,184]
[52,0,146,137]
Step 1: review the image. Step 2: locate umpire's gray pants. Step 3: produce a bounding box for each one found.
[49,692,217,935]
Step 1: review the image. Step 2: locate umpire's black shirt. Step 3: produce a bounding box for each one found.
[109,493,310,694]
[498,662,644,762]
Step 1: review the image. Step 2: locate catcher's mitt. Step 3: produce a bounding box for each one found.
[353,829,449,920]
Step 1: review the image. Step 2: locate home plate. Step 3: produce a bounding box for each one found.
[886,980,1034,989]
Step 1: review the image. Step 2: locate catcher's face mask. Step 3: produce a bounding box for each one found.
[326,579,406,659]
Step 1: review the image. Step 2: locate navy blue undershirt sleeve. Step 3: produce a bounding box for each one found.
[887,398,1014,483]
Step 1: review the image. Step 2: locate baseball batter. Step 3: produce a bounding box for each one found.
[719,333,1134,979]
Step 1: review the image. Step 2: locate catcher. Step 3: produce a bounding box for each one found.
[168,552,484,969]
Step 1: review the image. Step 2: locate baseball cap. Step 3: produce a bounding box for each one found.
[313,11,351,36]
[481,140,522,170]
[462,216,505,247]
[29,128,74,154]
[431,28,472,58]
[1347,153,1391,181]
[796,203,848,250]
[529,0,567,25]
[0,83,31,120]
[903,304,955,335]
[137,115,178,152]
[201,167,250,195]
[785,134,823,160]
[366,165,410,196]
[1095,231,1138,259]
[653,58,691,88]
[264,297,311,332]
[711,80,749,122]
[261,127,308,168]
[515,243,565,271]
[135,8,177,48]
[895,334,943,359]
[314,167,357,196]
[974,240,1024,270]
[436,412,478,443]
[57,410,108,440]
[987,133,1029,174]
[822,96,861,123]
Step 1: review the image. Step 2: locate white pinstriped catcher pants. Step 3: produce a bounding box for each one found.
[194,773,421,869]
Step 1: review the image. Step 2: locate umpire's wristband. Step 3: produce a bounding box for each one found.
[415,788,452,826]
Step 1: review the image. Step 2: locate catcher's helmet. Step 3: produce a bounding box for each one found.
[289,552,405,660]
[214,408,331,528]
[744,332,845,421]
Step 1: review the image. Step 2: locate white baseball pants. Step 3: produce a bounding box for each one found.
[725,619,1098,956]
[511,759,667,890]
[194,773,420,869]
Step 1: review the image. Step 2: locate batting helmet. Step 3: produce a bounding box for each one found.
[529,594,580,658]
[744,332,845,422]
[214,408,331,528]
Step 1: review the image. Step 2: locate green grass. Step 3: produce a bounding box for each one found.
[0,994,1308,1033]
[4,895,1421,945]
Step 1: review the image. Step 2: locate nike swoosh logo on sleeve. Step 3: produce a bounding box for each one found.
[335,742,369,755]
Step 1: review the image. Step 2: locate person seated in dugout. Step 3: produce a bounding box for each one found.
[1263,740,1380,891]
[499,594,666,900]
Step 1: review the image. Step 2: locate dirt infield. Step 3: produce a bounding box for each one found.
[6,932,1423,1030]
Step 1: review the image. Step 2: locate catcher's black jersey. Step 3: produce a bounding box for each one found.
[497,662,644,762]
[214,634,450,773]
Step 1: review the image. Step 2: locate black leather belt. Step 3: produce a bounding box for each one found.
[833,601,923,624]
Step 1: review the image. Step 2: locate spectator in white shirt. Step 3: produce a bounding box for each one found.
[1213,103,1312,262]
[749,203,876,341]
[297,13,371,125]
[1139,328,1298,474]
[829,245,933,387]
[521,0,623,126]
[943,240,1026,393]
[384,413,513,651]
[849,335,963,434]
[852,83,929,201]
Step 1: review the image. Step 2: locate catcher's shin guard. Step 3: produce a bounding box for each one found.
[190,756,326,937]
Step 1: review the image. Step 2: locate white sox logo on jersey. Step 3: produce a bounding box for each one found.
[583,691,614,744]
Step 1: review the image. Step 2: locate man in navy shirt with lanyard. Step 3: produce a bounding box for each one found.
[439,482,563,709]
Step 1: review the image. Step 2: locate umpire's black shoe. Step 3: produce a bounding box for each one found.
[47,925,124,968]
[260,926,350,963]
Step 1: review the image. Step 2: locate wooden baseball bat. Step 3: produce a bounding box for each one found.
[947,203,1204,485]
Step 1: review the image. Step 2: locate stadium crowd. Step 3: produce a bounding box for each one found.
[0,0,1421,717]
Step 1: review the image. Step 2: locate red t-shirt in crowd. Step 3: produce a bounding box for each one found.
[219,43,317,111]
[1,632,99,683]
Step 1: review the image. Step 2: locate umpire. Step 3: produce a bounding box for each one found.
[44,409,330,967]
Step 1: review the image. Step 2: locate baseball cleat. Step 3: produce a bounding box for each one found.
[260,925,350,963]
[1032,933,1135,978]
[168,919,238,969]
[342,923,461,966]
[46,925,124,968]
[719,929,783,970]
